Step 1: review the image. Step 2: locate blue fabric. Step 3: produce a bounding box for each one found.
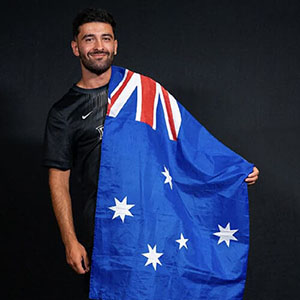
[89,66,253,300]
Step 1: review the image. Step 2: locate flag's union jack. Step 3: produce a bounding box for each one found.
[107,69,182,141]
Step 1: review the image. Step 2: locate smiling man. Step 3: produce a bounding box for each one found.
[43,9,117,278]
[43,7,259,300]
[72,21,117,85]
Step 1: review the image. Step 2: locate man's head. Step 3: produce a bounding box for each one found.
[72,8,116,40]
[71,8,118,76]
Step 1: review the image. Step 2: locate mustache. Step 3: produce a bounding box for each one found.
[88,50,109,56]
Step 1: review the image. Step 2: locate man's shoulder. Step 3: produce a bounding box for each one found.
[111,65,163,91]
[112,65,155,80]
[50,86,79,112]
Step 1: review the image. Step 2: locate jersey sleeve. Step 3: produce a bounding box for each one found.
[43,106,73,170]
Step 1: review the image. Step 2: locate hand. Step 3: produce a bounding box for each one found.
[245,166,259,186]
[65,240,90,274]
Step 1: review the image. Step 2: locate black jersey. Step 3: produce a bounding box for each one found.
[43,84,108,249]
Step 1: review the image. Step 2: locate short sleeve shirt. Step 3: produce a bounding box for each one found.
[43,84,108,248]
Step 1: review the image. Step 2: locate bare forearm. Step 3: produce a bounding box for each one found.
[48,168,89,274]
[49,168,77,246]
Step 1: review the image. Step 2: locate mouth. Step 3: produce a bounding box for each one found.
[89,52,108,59]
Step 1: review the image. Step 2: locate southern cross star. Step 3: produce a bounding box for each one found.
[108,196,135,223]
[162,166,173,189]
[142,244,163,271]
[176,233,189,249]
[213,222,238,247]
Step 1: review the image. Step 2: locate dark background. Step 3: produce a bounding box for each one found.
[1,0,299,299]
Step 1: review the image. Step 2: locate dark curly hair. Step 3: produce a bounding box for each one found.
[72,8,116,40]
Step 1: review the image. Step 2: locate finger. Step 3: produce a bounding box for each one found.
[82,253,90,272]
[245,176,258,182]
[247,171,258,178]
[247,181,256,186]
[252,167,259,176]
[247,178,258,185]
[73,259,86,274]
[247,168,259,179]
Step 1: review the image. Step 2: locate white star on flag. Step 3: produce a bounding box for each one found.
[142,244,163,271]
[162,166,173,189]
[213,222,238,247]
[108,196,135,223]
[176,233,189,249]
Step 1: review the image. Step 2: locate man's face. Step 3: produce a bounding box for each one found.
[71,22,118,75]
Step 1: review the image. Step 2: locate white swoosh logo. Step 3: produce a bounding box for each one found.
[82,111,93,119]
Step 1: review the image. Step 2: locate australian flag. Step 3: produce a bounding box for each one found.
[89,66,253,300]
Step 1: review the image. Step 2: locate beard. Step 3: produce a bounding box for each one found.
[79,49,115,75]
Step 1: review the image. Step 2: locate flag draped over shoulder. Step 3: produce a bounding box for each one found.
[89,66,253,300]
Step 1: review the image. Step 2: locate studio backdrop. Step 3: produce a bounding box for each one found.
[1,1,299,299]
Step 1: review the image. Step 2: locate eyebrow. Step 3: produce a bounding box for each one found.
[102,33,113,38]
[81,34,95,40]
[81,33,114,40]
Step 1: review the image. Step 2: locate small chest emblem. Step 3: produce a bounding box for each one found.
[96,125,104,140]
[82,111,93,119]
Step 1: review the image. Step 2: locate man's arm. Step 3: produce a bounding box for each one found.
[49,168,89,274]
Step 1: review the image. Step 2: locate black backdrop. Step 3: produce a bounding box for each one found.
[1,1,299,299]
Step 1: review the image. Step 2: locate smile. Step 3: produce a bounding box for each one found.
[90,53,108,58]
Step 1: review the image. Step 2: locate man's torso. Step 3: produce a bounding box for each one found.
[43,84,108,249]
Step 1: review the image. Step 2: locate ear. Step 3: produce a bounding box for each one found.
[71,40,80,57]
[113,39,118,55]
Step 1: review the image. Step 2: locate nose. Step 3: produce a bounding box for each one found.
[94,38,104,51]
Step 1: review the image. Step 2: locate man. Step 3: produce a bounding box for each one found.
[43,7,259,299]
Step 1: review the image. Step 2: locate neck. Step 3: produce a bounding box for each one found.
[77,66,112,89]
